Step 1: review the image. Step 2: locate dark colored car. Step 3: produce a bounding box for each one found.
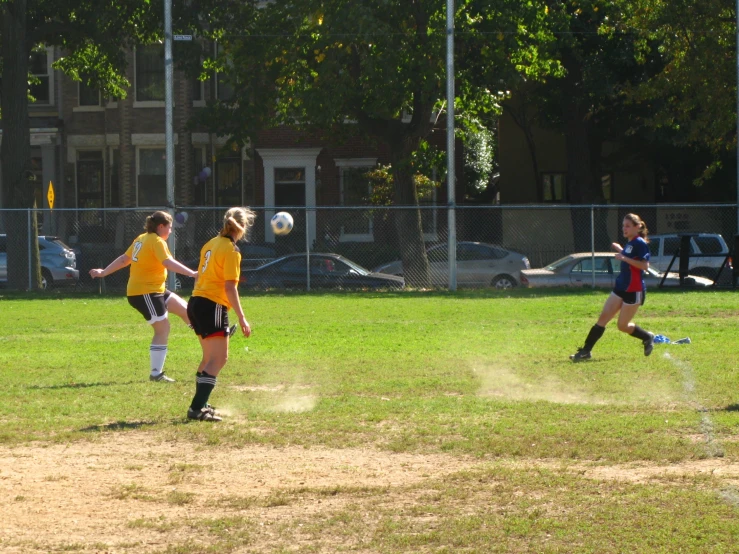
[175,243,277,290]
[240,253,405,290]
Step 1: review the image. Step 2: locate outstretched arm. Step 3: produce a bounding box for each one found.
[162,258,199,279]
[89,254,131,278]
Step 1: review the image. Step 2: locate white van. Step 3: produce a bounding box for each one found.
[647,233,732,279]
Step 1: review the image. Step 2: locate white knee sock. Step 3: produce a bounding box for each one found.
[150,344,168,375]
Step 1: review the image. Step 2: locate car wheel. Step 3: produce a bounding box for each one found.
[41,268,52,290]
[492,274,517,289]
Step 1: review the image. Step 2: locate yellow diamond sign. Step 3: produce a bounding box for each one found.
[47,181,55,210]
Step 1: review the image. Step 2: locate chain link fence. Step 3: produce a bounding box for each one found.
[0,204,736,292]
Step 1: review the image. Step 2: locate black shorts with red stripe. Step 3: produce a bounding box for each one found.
[187,295,230,338]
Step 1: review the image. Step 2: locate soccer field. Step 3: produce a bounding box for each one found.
[2,289,739,552]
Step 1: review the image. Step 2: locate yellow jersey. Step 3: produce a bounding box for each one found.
[192,235,241,308]
[125,232,171,295]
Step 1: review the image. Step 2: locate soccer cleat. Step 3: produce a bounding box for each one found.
[227,324,237,337]
[203,403,218,415]
[150,372,175,383]
[569,348,592,362]
[187,407,222,422]
[643,332,655,357]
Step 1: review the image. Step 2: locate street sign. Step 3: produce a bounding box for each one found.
[173,34,193,41]
[47,181,55,210]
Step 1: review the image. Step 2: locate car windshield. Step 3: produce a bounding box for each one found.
[544,256,575,271]
[45,236,72,250]
[338,257,370,275]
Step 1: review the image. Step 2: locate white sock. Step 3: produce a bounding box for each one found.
[150,344,168,375]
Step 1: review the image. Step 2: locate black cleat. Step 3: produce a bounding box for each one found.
[227,324,237,337]
[570,349,592,362]
[643,332,655,357]
[187,407,222,422]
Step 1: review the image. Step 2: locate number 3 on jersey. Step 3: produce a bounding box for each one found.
[201,250,212,273]
[131,241,143,262]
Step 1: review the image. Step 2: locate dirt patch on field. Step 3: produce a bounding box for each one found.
[1,433,476,553]
[3,433,739,553]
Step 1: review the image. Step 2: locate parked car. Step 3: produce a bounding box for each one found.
[0,234,79,289]
[373,241,530,288]
[519,252,713,288]
[176,243,277,290]
[241,253,404,289]
[647,233,732,279]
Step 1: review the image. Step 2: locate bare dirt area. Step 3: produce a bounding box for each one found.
[4,433,739,553]
[1,432,477,553]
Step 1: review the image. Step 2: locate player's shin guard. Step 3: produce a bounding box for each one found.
[190,371,217,412]
[583,324,606,352]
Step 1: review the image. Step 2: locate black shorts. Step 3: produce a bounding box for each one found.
[187,296,230,339]
[613,289,645,306]
[127,290,172,323]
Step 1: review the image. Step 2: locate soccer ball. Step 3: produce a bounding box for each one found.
[271,211,294,236]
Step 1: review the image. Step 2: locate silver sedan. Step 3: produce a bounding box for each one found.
[373,241,530,288]
[520,252,713,288]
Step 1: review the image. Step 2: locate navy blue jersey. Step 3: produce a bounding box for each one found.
[614,237,649,292]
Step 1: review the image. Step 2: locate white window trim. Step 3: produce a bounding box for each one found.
[335,158,376,242]
[30,46,55,106]
[257,148,321,243]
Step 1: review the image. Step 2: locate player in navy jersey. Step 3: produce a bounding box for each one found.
[570,213,655,362]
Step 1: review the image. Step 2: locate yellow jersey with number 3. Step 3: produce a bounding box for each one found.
[192,235,241,308]
[124,233,171,295]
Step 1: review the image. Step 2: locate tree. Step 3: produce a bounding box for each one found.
[194,0,554,286]
[0,0,202,290]
[607,0,737,187]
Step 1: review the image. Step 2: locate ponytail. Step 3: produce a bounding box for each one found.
[624,213,649,242]
[220,207,257,241]
[144,211,173,233]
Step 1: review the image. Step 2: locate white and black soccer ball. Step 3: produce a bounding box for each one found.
[270,211,294,236]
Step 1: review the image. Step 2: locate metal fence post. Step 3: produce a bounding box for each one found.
[305,209,311,291]
[590,205,595,288]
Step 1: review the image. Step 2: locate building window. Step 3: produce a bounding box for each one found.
[216,156,242,207]
[109,148,120,207]
[601,173,613,203]
[78,76,102,107]
[137,148,167,206]
[215,43,235,102]
[192,146,207,204]
[192,77,204,105]
[338,164,374,241]
[542,173,566,202]
[274,168,305,207]
[77,151,104,224]
[135,44,165,102]
[29,48,53,105]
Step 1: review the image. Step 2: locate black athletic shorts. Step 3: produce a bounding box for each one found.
[187,295,230,339]
[612,288,645,306]
[127,290,172,323]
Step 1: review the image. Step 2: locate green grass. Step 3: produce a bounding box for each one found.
[2,288,739,552]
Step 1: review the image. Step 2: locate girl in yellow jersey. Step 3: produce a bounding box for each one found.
[89,211,199,383]
[186,207,256,422]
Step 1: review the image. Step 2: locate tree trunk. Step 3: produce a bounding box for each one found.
[1,0,42,290]
[389,136,430,288]
[563,99,609,251]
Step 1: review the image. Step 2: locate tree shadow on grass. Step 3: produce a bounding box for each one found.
[724,404,739,412]
[27,380,139,390]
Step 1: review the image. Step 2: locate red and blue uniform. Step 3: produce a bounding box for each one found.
[615,237,649,292]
